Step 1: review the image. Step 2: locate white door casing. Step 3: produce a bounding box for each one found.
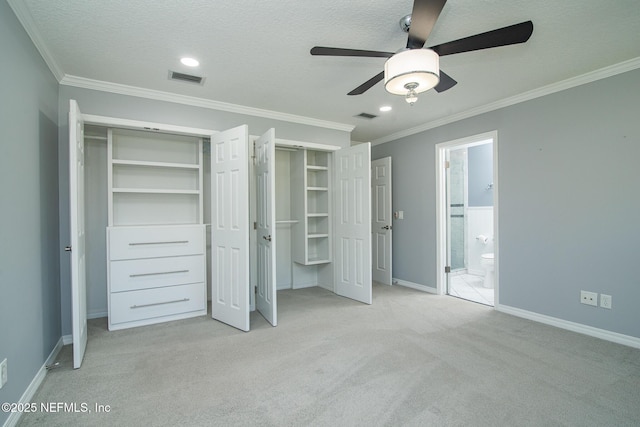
[255,129,277,326]
[211,125,250,331]
[69,100,88,369]
[334,143,372,304]
[371,157,392,285]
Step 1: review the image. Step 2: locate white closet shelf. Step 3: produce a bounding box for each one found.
[112,159,199,169]
[112,188,200,195]
[308,233,329,238]
[304,258,330,265]
[276,219,299,224]
[307,165,328,171]
[307,213,329,217]
[307,187,328,191]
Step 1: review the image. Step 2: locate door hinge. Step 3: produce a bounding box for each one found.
[445,266,451,273]
[252,142,257,165]
[253,221,257,230]
[444,161,450,169]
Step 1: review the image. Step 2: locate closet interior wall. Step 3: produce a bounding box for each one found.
[84,125,109,318]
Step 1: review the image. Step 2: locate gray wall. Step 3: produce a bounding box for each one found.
[373,68,640,339]
[468,143,493,207]
[57,85,352,335]
[0,2,60,422]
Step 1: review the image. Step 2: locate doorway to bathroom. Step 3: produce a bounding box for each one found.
[436,132,497,306]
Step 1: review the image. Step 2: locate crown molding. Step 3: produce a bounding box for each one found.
[59,75,355,133]
[7,0,65,82]
[372,56,640,146]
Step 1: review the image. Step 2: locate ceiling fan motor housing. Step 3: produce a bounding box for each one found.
[399,14,412,32]
[384,48,440,95]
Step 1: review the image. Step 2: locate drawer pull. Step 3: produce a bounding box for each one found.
[129,240,189,246]
[129,269,189,278]
[131,298,190,309]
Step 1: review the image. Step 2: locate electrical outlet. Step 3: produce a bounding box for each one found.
[0,358,7,389]
[580,290,598,307]
[600,294,612,309]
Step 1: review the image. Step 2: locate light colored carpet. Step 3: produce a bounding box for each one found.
[18,284,640,426]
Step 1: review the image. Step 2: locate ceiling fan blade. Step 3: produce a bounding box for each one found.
[434,70,457,92]
[311,47,393,58]
[407,0,447,49]
[430,21,533,56]
[347,71,385,96]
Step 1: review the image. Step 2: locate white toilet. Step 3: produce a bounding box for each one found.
[481,253,495,288]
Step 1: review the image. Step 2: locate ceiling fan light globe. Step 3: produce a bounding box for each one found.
[384,49,440,95]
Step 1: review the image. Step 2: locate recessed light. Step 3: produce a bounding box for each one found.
[180,57,200,67]
[379,106,392,112]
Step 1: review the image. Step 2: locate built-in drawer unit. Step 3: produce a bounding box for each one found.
[107,224,206,330]
[110,282,205,325]
[108,225,204,260]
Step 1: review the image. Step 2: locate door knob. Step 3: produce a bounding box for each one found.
[382,225,392,230]
[263,235,272,242]
[64,246,72,252]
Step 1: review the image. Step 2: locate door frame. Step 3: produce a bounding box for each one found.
[435,131,499,307]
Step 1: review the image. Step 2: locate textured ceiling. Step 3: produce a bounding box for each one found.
[11,0,640,142]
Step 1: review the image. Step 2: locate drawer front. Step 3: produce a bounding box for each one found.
[109,225,204,260]
[110,282,205,325]
[110,255,204,293]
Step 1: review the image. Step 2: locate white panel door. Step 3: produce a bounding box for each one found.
[334,143,372,304]
[371,157,392,285]
[255,129,277,326]
[211,126,250,331]
[69,100,87,369]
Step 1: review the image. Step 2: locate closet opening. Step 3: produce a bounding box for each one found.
[248,141,373,314]
[81,124,208,331]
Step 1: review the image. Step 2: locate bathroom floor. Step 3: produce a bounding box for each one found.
[448,272,494,306]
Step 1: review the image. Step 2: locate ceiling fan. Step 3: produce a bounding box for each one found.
[310,0,533,104]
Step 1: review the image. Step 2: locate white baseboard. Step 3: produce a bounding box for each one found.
[3,337,64,427]
[497,305,640,349]
[293,282,317,290]
[393,278,437,294]
[62,334,72,345]
[87,310,107,320]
